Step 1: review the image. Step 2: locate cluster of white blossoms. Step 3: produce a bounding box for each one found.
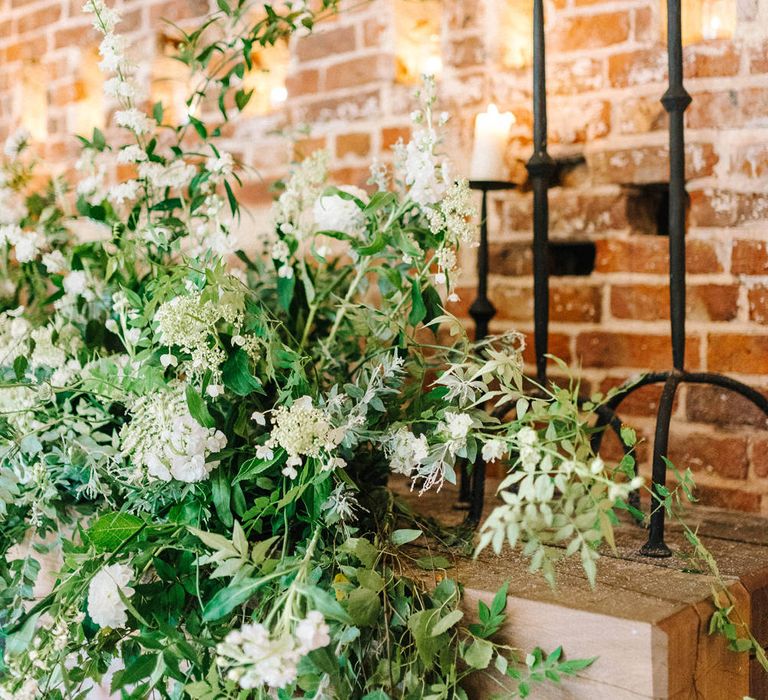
[216,612,330,691]
[312,185,369,238]
[272,150,328,243]
[75,149,110,205]
[87,563,135,628]
[119,386,227,483]
[0,130,30,234]
[155,292,243,383]
[262,396,345,479]
[0,223,45,264]
[0,307,31,364]
[385,427,429,476]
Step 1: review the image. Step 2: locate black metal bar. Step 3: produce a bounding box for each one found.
[526,0,556,386]
[662,0,692,372]
[465,181,516,521]
[640,373,681,557]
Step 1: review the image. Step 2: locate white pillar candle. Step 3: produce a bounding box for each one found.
[469,103,514,181]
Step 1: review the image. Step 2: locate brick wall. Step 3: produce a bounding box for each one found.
[1,0,768,512]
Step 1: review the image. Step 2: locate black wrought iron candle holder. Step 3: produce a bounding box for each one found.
[459,0,768,555]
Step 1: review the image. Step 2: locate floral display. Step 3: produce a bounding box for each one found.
[0,1,655,698]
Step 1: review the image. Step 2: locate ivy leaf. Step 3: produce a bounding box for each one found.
[234,88,253,111]
[89,512,144,551]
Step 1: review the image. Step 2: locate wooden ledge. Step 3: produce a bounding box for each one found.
[393,477,768,699]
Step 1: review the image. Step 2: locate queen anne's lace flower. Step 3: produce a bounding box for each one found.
[155,292,243,380]
[265,396,343,479]
[119,386,227,483]
[87,563,134,628]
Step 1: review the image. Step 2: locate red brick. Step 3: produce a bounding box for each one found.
[238,179,274,207]
[550,284,602,322]
[446,34,486,68]
[610,284,738,322]
[692,484,761,512]
[295,25,356,62]
[708,334,768,374]
[549,57,605,96]
[753,438,768,478]
[522,331,572,365]
[54,24,101,49]
[684,42,741,78]
[149,0,209,23]
[550,100,610,145]
[633,6,654,43]
[17,4,62,34]
[329,167,370,189]
[6,37,47,61]
[616,95,668,134]
[595,238,723,275]
[551,12,630,52]
[733,144,768,179]
[750,41,768,74]
[576,331,701,370]
[733,240,768,275]
[363,17,388,47]
[491,285,532,323]
[381,126,410,150]
[688,88,768,129]
[293,137,327,161]
[286,69,320,97]
[325,54,393,90]
[690,190,768,228]
[748,286,768,324]
[609,49,666,88]
[488,241,533,277]
[599,376,673,418]
[668,432,749,480]
[588,143,717,185]
[686,385,768,429]
[336,132,370,158]
[295,89,381,123]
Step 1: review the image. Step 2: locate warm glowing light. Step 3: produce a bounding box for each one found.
[270,85,288,105]
[18,62,48,141]
[423,54,443,77]
[394,0,442,85]
[661,0,735,45]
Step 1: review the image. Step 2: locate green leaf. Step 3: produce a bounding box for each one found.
[222,349,262,396]
[212,468,233,528]
[357,568,385,593]
[408,281,426,326]
[12,355,27,380]
[203,577,265,621]
[89,512,144,551]
[235,88,253,111]
[407,610,443,670]
[296,584,354,624]
[391,529,422,546]
[347,587,381,627]
[185,385,216,428]
[277,273,295,310]
[234,448,284,484]
[464,639,494,669]
[112,654,158,691]
[152,101,164,124]
[558,657,597,675]
[415,556,451,570]
[430,609,463,637]
[620,425,637,447]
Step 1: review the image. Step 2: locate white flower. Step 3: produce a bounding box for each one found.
[125,327,141,345]
[117,145,147,164]
[251,411,266,426]
[139,160,195,190]
[115,108,155,135]
[206,383,224,398]
[482,439,506,463]
[3,129,30,158]
[13,232,44,263]
[87,563,134,628]
[0,224,21,246]
[255,444,273,460]
[271,240,290,262]
[63,270,88,296]
[42,250,68,274]
[278,265,294,279]
[206,152,234,178]
[444,411,473,441]
[386,427,429,476]
[104,76,136,99]
[108,180,140,205]
[295,611,330,654]
[312,186,368,237]
[160,352,178,369]
[119,386,228,483]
